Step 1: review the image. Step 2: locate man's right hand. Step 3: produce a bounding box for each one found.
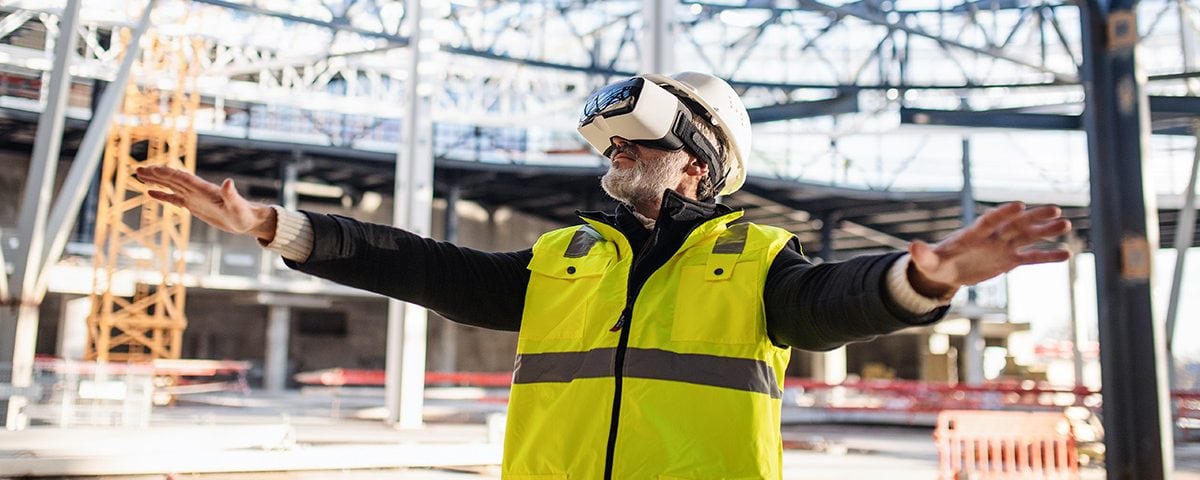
[136,166,277,243]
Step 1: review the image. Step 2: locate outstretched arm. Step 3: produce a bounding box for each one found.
[906,202,1072,299]
[766,202,1072,351]
[136,166,278,242]
[137,166,532,331]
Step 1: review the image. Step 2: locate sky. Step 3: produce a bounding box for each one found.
[1006,246,1200,378]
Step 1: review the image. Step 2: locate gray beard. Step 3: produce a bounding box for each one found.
[600,154,687,210]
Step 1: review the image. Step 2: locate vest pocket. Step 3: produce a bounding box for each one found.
[523,254,610,342]
[671,261,762,345]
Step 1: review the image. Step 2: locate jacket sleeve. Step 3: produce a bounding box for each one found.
[282,211,532,332]
[763,241,948,351]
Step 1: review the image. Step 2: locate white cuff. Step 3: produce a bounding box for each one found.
[262,206,313,263]
[887,254,954,314]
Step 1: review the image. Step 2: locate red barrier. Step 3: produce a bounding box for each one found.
[935,410,1079,479]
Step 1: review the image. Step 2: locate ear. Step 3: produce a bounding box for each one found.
[685,158,709,179]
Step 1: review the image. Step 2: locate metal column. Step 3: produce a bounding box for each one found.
[961,138,985,386]
[56,296,90,361]
[386,0,436,429]
[813,212,846,385]
[641,0,675,73]
[1165,122,1200,391]
[2,10,154,421]
[1165,121,1200,441]
[264,153,300,393]
[435,183,461,374]
[1080,2,1172,478]
[264,306,291,392]
[2,0,81,430]
[1067,233,1088,388]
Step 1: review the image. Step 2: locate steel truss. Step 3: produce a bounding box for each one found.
[0,1,1197,194]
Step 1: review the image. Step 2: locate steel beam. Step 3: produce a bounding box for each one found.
[814,212,847,385]
[34,2,156,300]
[385,0,434,430]
[641,0,675,73]
[3,0,81,431]
[961,138,984,387]
[435,183,461,374]
[11,0,80,304]
[0,229,7,302]
[191,0,409,47]
[795,0,1078,83]
[748,95,859,123]
[1148,95,1200,114]
[902,107,1082,130]
[1066,233,1087,387]
[1165,121,1200,395]
[264,306,290,392]
[904,98,1200,134]
[1079,2,1171,478]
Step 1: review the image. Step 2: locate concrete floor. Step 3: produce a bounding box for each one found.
[2,389,1197,479]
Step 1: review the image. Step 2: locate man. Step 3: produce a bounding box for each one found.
[138,72,1071,479]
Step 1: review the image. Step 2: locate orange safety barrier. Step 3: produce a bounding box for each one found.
[934,410,1079,480]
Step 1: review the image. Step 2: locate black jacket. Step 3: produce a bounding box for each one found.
[285,191,947,351]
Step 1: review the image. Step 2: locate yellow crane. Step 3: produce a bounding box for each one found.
[86,32,203,362]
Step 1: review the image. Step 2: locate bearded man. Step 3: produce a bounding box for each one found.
[138,72,1071,480]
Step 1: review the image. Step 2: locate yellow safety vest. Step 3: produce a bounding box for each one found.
[503,211,795,480]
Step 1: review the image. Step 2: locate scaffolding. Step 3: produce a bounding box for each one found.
[85,33,203,362]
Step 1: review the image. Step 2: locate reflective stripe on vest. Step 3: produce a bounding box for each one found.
[514,348,783,398]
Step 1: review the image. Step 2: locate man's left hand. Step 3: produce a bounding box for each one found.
[907,202,1073,299]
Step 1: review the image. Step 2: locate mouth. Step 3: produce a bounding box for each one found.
[611,152,636,166]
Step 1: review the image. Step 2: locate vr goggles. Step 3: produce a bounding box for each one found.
[577,77,726,193]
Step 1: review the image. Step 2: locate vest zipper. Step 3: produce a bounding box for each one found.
[603,302,633,480]
[609,307,630,332]
[604,232,655,480]
[581,208,716,480]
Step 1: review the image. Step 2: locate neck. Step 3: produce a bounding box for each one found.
[632,198,661,222]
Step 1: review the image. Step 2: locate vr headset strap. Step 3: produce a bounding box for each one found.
[673,110,727,194]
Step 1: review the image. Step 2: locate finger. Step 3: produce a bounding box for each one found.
[909,239,939,271]
[1014,248,1072,266]
[997,205,1063,243]
[147,189,185,207]
[135,166,193,193]
[135,166,168,186]
[1011,218,1072,245]
[967,202,1025,239]
[220,178,240,202]
[140,166,218,197]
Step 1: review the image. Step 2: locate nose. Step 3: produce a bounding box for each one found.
[610,136,632,147]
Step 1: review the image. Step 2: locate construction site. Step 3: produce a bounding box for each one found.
[1,0,1200,479]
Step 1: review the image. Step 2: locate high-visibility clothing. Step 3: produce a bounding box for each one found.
[503,210,795,479]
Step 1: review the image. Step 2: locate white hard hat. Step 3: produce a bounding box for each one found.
[641,72,751,196]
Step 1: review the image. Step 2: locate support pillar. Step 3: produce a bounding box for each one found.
[641,0,675,73]
[1166,122,1200,385]
[264,305,290,393]
[961,137,985,386]
[4,7,155,423]
[1,305,39,430]
[812,212,846,384]
[435,183,461,374]
[1066,234,1087,388]
[3,0,81,429]
[386,0,436,429]
[1165,120,1200,440]
[57,296,90,361]
[261,153,300,279]
[1080,2,1171,478]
